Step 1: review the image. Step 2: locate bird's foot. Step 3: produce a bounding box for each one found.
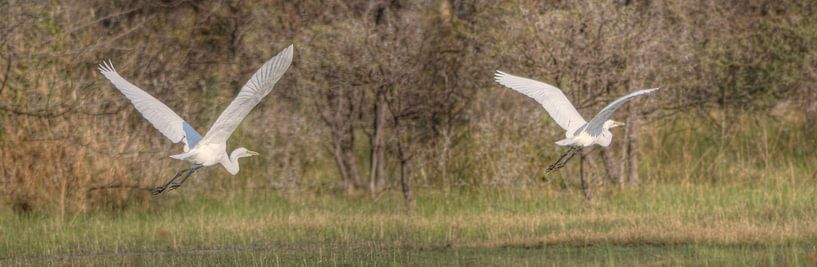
[167,183,182,191]
[546,155,568,172]
[546,162,564,172]
[546,147,578,172]
[151,186,167,195]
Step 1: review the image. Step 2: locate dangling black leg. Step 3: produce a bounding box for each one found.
[546,149,567,172]
[547,146,579,172]
[547,147,574,172]
[168,165,202,191]
[152,168,190,195]
[554,147,580,170]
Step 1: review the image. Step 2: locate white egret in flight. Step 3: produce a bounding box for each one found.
[494,71,658,171]
[99,45,294,194]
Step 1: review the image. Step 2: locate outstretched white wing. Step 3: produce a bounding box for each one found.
[495,71,586,133]
[585,88,659,137]
[199,45,294,145]
[99,61,202,151]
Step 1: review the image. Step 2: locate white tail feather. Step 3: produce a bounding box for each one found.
[555,138,574,146]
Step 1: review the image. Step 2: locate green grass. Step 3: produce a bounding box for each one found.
[2,181,817,265]
[9,244,816,266]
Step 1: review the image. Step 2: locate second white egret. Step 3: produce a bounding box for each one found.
[494,71,658,171]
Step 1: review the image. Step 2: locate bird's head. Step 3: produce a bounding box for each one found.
[231,147,260,159]
[605,120,626,129]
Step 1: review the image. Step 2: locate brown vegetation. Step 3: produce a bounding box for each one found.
[1,0,816,213]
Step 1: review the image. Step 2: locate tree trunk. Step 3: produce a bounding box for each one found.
[579,149,591,200]
[600,146,623,185]
[399,159,415,212]
[398,146,416,212]
[341,142,361,192]
[584,150,600,187]
[375,143,387,190]
[331,139,351,191]
[626,105,640,186]
[369,91,387,194]
[341,127,363,191]
[805,84,817,132]
[807,102,817,130]
[439,131,451,191]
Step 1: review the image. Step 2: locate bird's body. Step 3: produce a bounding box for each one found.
[173,142,227,167]
[99,45,293,193]
[564,131,596,147]
[494,70,657,171]
[170,143,256,175]
[556,120,620,147]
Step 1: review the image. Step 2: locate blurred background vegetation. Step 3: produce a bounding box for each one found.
[2,0,816,214]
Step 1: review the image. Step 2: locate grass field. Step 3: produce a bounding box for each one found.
[2,180,816,265]
[4,1,817,265]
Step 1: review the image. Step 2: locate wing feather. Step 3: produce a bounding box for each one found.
[585,88,659,137]
[98,61,202,151]
[199,45,294,145]
[495,71,586,133]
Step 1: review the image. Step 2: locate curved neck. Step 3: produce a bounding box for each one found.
[221,150,242,175]
[602,120,614,130]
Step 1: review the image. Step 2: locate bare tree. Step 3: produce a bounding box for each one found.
[368,88,389,193]
[600,147,624,185]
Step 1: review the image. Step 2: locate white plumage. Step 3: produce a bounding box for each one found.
[99,45,293,193]
[98,61,204,152]
[495,71,658,148]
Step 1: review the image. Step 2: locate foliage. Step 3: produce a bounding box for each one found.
[1,0,816,212]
